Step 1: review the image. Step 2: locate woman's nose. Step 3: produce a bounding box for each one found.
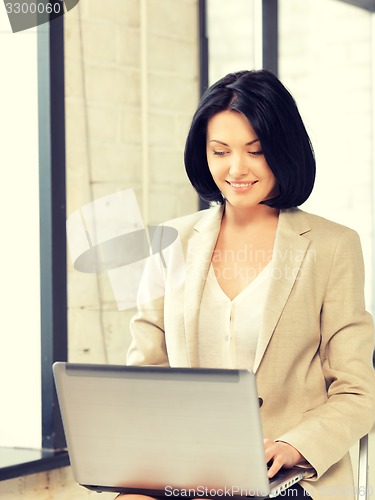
[229,155,248,177]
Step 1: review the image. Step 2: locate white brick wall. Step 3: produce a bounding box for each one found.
[65,0,199,373]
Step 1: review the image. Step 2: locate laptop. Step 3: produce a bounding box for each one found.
[53,363,305,498]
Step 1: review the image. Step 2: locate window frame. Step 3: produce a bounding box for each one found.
[39,9,68,454]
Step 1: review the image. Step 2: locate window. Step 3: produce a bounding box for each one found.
[0,11,68,479]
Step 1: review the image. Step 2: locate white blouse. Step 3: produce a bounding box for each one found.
[198,262,272,371]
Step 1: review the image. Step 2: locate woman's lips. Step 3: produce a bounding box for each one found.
[226,180,258,189]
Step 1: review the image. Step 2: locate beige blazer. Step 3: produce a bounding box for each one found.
[127,205,375,500]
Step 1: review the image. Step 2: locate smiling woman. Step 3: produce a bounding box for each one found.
[124,69,375,500]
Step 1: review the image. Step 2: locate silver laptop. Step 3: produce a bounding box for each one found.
[53,363,305,498]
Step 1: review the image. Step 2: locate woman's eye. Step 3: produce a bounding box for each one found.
[213,151,226,156]
[249,150,263,156]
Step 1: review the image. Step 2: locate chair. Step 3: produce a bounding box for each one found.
[357,434,369,500]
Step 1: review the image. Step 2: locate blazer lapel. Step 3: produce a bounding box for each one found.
[184,205,223,367]
[253,208,312,372]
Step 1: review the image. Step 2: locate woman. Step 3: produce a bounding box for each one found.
[124,70,375,499]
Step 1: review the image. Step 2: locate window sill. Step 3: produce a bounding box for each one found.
[0,447,70,481]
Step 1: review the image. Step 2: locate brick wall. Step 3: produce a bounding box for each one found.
[65,0,199,371]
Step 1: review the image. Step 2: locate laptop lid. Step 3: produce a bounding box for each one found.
[53,363,304,497]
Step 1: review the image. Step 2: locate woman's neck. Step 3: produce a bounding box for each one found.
[222,202,279,230]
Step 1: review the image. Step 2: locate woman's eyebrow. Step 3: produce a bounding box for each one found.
[208,139,260,146]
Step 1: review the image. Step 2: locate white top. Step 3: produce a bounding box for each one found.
[198,262,272,371]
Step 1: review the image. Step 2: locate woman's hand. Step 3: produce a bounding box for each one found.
[264,439,304,478]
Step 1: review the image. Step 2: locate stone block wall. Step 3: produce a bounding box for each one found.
[65,0,199,370]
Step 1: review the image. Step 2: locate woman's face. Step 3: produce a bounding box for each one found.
[206,110,278,209]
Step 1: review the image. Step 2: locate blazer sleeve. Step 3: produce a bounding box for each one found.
[126,224,177,367]
[126,294,169,366]
[277,228,375,479]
